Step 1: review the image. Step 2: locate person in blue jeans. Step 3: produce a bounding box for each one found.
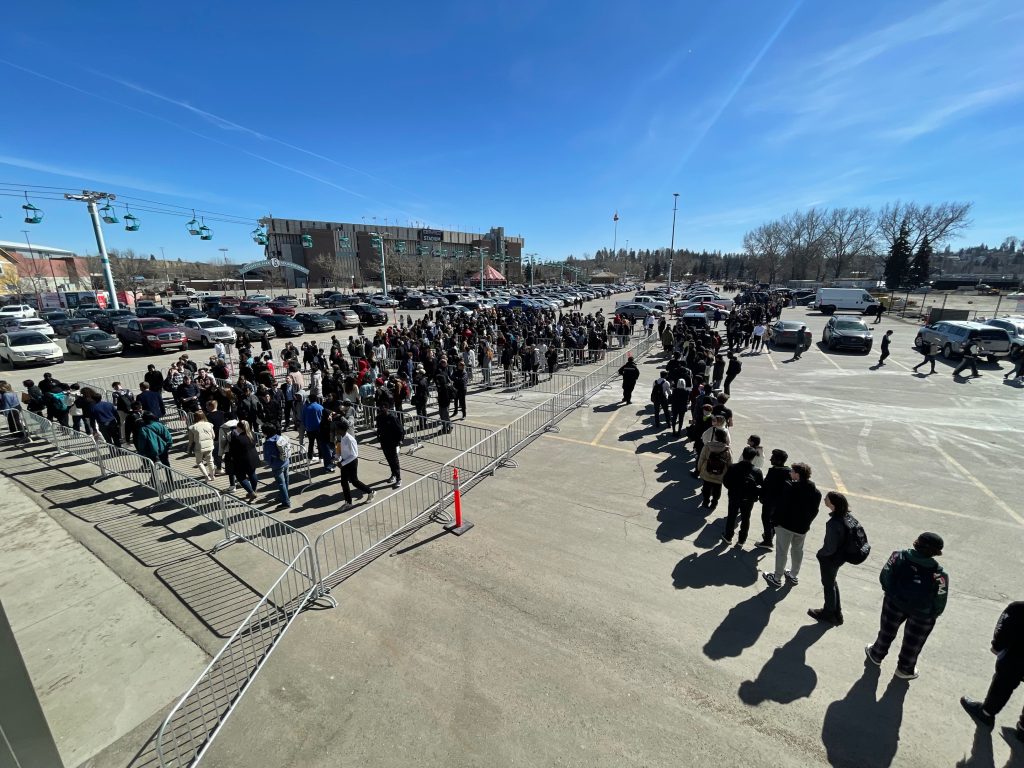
[302,396,335,470]
[261,424,291,509]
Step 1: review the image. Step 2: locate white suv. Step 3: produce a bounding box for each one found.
[0,304,36,319]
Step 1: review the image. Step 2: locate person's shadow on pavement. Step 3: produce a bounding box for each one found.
[955,724,995,768]
[821,662,910,768]
[671,540,760,590]
[704,587,792,661]
[737,622,829,704]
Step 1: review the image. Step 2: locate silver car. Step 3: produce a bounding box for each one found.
[181,318,236,347]
[915,320,1011,361]
[984,317,1024,355]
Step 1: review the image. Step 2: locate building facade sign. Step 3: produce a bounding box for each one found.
[418,229,444,242]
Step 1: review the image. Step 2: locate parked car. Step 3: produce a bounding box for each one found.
[219,314,276,342]
[7,317,56,338]
[52,317,99,337]
[117,318,188,352]
[276,295,301,308]
[814,288,881,315]
[0,331,63,368]
[615,303,663,321]
[173,307,208,322]
[246,294,272,303]
[265,314,305,337]
[369,294,399,308]
[268,299,297,316]
[401,295,429,310]
[322,309,360,329]
[181,318,236,347]
[984,317,1024,355]
[66,330,123,358]
[95,309,138,333]
[239,301,274,317]
[915,320,1011,362]
[136,307,178,323]
[351,304,388,325]
[318,293,356,308]
[768,320,813,349]
[822,317,874,353]
[210,305,240,319]
[135,300,159,310]
[39,310,69,324]
[0,304,37,320]
[75,307,106,320]
[294,312,335,333]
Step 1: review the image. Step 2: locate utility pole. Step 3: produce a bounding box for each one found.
[668,193,679,289]
[64,190,119,309]
[612,211,619,263]
[370,233,387,296]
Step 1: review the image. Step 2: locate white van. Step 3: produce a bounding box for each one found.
[814,288,880,315]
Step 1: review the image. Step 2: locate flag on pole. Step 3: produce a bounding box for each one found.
[613,211,619,222]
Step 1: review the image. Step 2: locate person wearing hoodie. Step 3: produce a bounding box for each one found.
[697,428,732,510]
[961,602,1024,739]
[809,491,854,627]
[135,412,173,467]
[762,462,821,587]
[721,446,764,546]
[864,532,949,680]
[756,449,791,549]
[617,355,640,405]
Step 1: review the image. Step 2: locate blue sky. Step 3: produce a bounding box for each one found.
[1,0,1022,264]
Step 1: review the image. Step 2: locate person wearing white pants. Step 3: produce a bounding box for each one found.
[762,462,822,588]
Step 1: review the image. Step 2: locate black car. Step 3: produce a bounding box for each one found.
[137,307,178,322]
[66,329,123,358]
[219,314,276,342]
[265,314,305,337]
[95,309,138,333]
[210,305,240,319]
[822,317,873,353]
[53,316,100,337]
[75,307,106,320]
[768,320,812,349]
[174,307,208,322]
[401,295,428,310]
[319,293,358,308]
[294,312,336,333]
[351,303,388,325]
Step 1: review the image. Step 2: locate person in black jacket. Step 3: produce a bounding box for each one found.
[375,397,406,489]
[809,491,852,626]
[434,366,453,434]
[451,361,468,418]
[618,356,640,404]
[412,365,430,429]
[755,449,791,551]
[953,332,982,378]
[723,352,742,396]
[961,601,1024,740]
[763,461,821,587]
[721,446,764,546]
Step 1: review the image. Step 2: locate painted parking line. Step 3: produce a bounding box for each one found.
[815,348,845,371]
[933,441,1024,528]
[800,410,848,493]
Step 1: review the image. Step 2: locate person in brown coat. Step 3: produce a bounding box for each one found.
[697,427,732,510]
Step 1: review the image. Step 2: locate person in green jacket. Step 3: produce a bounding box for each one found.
[135,412,173,467]
[864,531,948,680]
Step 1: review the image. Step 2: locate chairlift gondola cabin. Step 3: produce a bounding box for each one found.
[99,202,119,224]
[186,211,201,236]
[301,234,313,248]
[124,212,141,231]
[251,226,268,245]
[198,218,213,240]
[22,193,43,224]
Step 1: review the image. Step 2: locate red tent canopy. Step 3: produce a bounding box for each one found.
[467,265,507,285]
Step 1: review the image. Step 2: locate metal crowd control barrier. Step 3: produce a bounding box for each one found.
[313,472,444,593]
[155,547,318,768]
[95,441,158,484]
[152,463,224,528]
[219,495,314,578]
[437,432,504,505]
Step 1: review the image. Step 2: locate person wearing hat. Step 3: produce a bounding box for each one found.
[960,601,1024,740]
[413,364,430,429]
[864,532,949,680]
[617,355,640,405]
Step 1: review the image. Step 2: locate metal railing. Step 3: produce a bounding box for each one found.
[155,548,318,768]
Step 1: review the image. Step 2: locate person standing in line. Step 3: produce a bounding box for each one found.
[452,361,469,419]
[205,400,227,476]
[413,364,430,429]
[644,313,656,337]
[961,601,1024,740]
[720,446,764,547]
[227,420,261,501]
[669,377,690,437]
[186,410,217,481]
[762,462,821,587]
[876,330,894,367]
[303,396,334,470]
[746,435,764,469]
[864,532,948,680]
[751,322,766,353]
[376,398,405,489]
[135,412,173,467]
[0,380,24,438]
[335,420,375,511]
[261,424,291,509]
[712,355,726,391]
[697,427,732,510]
[755,449,790,549]
[913,338,940,374]
[723,352,742,395]
[953,332,982,378]
[618,355,640,405]
[809,491,851,626]
[650,370,670,428]
[435,367,454,434]
[91,393,121,447]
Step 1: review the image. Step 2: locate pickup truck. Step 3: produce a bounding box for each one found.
[117,317,187,352]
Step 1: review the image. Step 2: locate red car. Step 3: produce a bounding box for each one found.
[116,318,187,352]
[239,301,274,317]
[269,300,296,317]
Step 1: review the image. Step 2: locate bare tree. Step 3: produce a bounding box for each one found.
[743,221,786,284]
[311,253,347,290]
[107,249,158,303]
[877,201,972,253]
[779,208,828,280]
[823,207,877,279]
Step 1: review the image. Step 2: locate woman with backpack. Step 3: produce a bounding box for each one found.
[697,427,732,510]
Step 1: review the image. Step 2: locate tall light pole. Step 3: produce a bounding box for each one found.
[369,233,387,296]
[668,193,679,289]
[472,246,489,290]
[612,211,619,262]
[64,190,119,309]
[525,253,538,287]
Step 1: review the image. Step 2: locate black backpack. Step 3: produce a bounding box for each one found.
[841,514,871,564]
[705,449,728,476]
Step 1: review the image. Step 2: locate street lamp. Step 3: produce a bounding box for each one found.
[668,193,679,288]
[471,246,489,290]
[525,253,538,287]
[369,232,388,297]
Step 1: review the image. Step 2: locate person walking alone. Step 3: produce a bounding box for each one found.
[335,420,375,511]
[762,462,821,587]
[808,491,855,627]
[723,352,741,396]
[961,601,1024,740]
[375,398,405,489]
[875,330,893,367]
[864,532,948,680]
[618,355,640,405]
[913,338,940,374]
[953,332,982,378]
[721,446,763,547]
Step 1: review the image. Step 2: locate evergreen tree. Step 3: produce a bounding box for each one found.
[884,222,912,289]
[909,234,933,286]
[643,264,651,280]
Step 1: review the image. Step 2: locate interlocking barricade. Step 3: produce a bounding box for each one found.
[20,410,57,445]
[95,440,158,485]
[153,463,223,524]
[504,402,554,456]
[404,411,494,454]
[286,450,313,493]
[155,547,317,768]
[438,432,504,503]
[218,495,315,579]
[51,422,103,464]
[313,472,443,590]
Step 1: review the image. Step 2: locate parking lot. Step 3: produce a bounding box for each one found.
[4,291,1024,768]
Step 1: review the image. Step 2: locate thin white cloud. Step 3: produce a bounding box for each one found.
[881,82,1024,140]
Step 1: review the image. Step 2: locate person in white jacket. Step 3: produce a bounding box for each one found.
[186,411,217,480]
[335,419,375,511]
